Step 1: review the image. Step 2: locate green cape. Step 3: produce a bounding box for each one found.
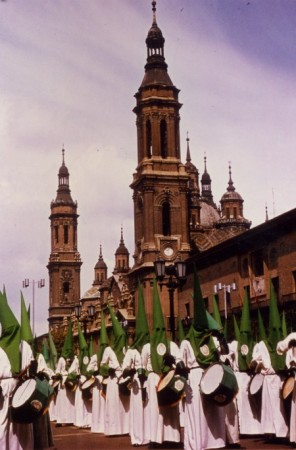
[0,289,21,374]
[61,319,74,360]
[150,278,169,375]
[133,282,150,353]
[108,304,126,364]
[77,322,89,375]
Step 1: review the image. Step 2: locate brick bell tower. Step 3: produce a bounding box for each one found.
[47,149,82,330]
[129,2,191,326]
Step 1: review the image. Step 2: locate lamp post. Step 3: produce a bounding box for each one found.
[154,256,187,342]
[214,282,236,319]
[22,278,45,336]
[74,302,95,336]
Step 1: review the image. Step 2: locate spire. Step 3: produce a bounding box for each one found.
[141,0,172,86]
[186,132,191,164]
[227,162,235,193]
[54,148,75,205]
[265,204,269,222]
[114,226,129,274]
[201,154,214,205]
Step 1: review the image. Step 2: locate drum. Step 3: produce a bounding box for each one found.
[157,370,186,408]
[64,375,79,392]
[81,376,96,400]
[248,372,264,411]
[282,375,295,400]
[200,363,238,406]
[118,375,132,396]
[11,377,53,424]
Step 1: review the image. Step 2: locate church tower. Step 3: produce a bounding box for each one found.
[47,149,82,329]
[217,163,251,230]
[130,1,191,274]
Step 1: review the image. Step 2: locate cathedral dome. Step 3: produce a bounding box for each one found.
[200,201,220,228]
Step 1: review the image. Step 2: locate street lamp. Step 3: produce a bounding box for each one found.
[214,282,236,319]
[22,278,45,336]
[74,302,95,336]
[154,256,187,342]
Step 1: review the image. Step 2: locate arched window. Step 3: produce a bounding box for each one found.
[63,282,70,294]
[160,120,168,158]
[64,225,69,244]
[162,201,171,236]
[146,120,152,158]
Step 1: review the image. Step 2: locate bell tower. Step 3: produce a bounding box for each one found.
[130,1,190,275]
[47,149,82,329]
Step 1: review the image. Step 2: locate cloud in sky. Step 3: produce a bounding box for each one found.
[0,0,295,336]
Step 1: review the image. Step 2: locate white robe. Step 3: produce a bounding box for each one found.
[141,341,181,445]
[277,333,296,443]
[101,346,129,436]
[0,342,34,450]
[86,354,105,433]
[121,347,148,446]
[179,339,226,450]
[55,356,79,425]
[251,340,288,438]
[74,374,92,428]
[226,340,262,435]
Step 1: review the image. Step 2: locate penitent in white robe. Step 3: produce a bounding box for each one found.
[86,353,106,433]
[251,341,288,438]
[179,340,226,450]
[141,341,181,445]
[55,356,79,425]
[121,347,148,446]
[101,346,130,436]
[0,342,34,450]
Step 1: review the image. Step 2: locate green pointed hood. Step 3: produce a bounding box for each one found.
[257,308,267,343]
[268,281,285,370]
[97,309,109,374]
[89,335,94,357]
[61,319,74,360]
[192,267,208,330]
[107,304,126,364]
[42,338,50,364]
[233,315,240,342]
[48,331,58,370]
[237,289,253,371]
[212,295,223,329]
[77,322,89,375]
[20,292,34,347]
[177,317,185,343]
[185,268,219,368]
[133,281,150,353]
[282,311,287,339]
[0,290,21,374]
[150,278,168,374]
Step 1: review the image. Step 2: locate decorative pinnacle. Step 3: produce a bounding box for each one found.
[152,1,157,23]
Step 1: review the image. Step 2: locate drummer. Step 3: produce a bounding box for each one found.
[102,303,130,436]
[121,282,149,447]
[74,322,92,429]
[20,293,55,449]
[277,331,296,446]
[55,319,79,427]
[141,279,183,447]
[179,268,227,450]
[86,308,109,434]
[250,283,288,440]
[0,288,34,449]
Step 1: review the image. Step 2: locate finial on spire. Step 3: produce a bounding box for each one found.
[62,148,65,165]
[99,243,103,259]
[120,225,124,244]
[152,1,157,23]
[204,153,207,173]
[265,203,269,222]
[186,131,191,163]
[227,161,235,192]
